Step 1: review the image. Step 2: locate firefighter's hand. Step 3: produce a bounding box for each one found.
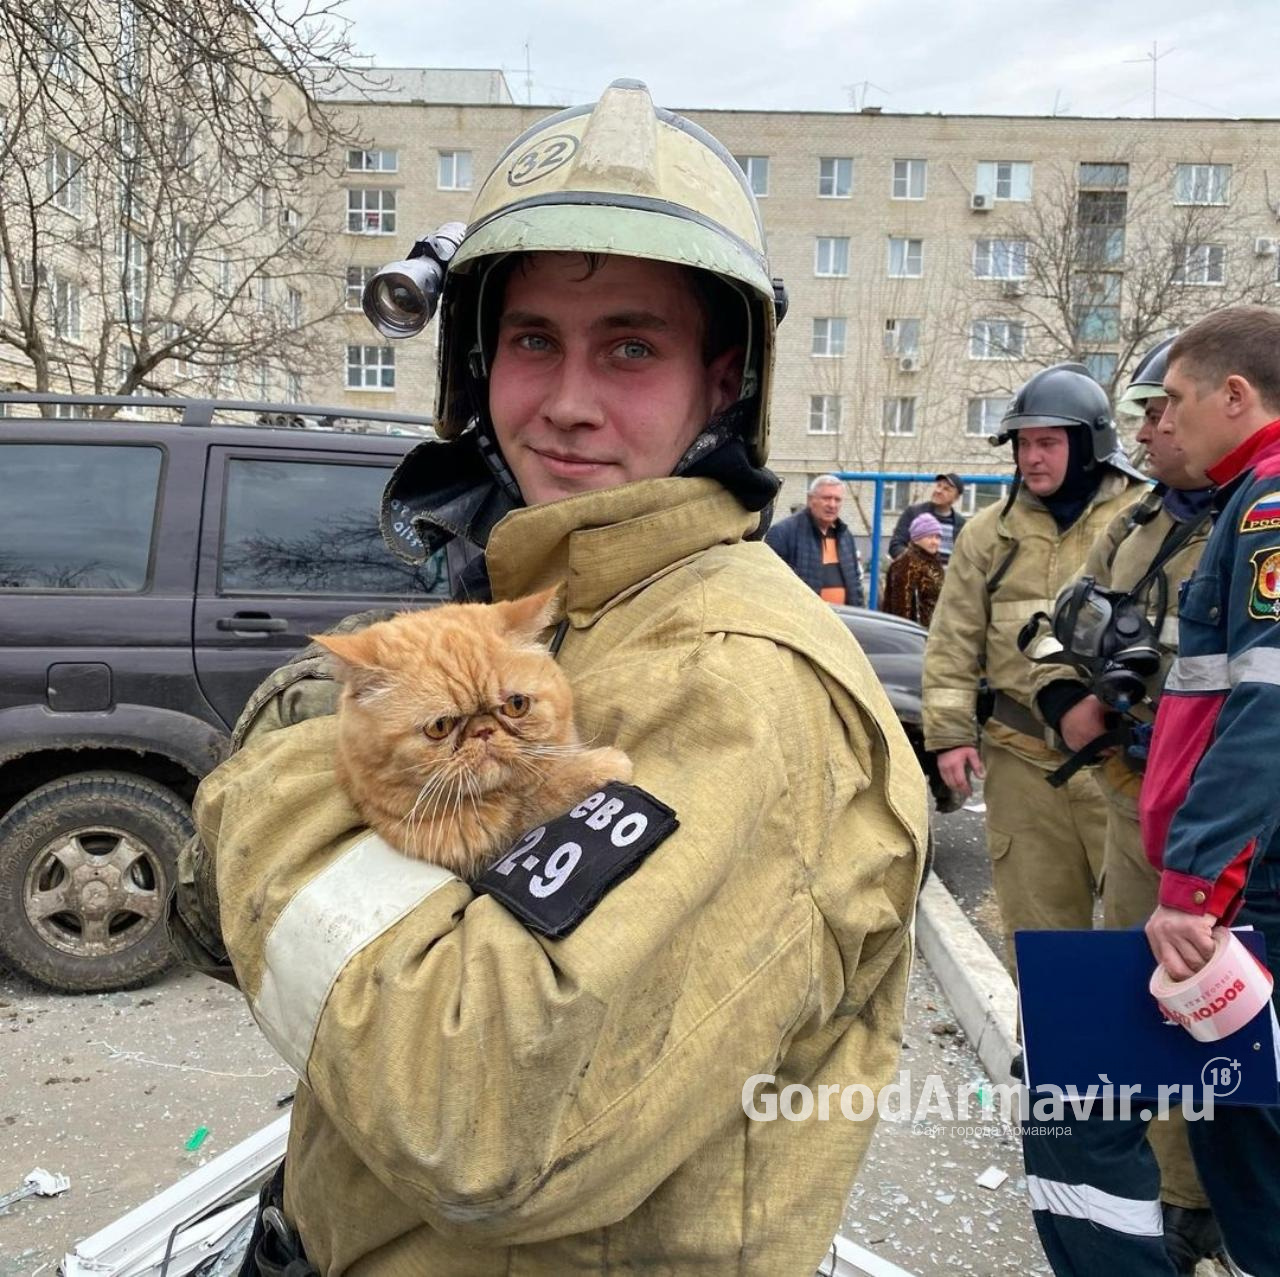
[1059,695,1113,754]
[1146,906,1220,982]
[938,746,985,798]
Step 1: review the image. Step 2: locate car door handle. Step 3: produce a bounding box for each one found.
[216,614,289,633]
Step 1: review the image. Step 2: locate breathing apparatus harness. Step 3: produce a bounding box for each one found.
[1017,493,1211,786]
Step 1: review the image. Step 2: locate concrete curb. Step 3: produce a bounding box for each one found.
[915,875,1019,1083]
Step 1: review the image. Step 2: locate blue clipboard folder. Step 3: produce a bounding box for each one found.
[1014,927,1280,1108]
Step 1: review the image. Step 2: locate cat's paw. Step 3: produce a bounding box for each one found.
[592,746,633,785]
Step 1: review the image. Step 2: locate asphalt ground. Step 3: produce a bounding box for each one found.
[0,945,1046,1276]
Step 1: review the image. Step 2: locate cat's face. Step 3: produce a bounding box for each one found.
[314,590,577,795]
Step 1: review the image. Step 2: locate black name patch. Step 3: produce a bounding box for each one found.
[475,782,678,938]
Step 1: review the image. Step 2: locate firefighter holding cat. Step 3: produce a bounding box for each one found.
[172,80,926,1276]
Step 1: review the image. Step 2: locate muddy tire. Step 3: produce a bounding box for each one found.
[0,771,192,993]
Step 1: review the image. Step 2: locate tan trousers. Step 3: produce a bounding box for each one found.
[981,741,1106,960]
[1099,786,1210,1211]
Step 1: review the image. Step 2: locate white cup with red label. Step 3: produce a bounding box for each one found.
[1150,929,1275,1042]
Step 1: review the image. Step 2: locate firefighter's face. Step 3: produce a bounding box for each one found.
[1015,427,1070,496]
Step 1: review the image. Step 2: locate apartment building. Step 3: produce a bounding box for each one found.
[317,79,1280,526]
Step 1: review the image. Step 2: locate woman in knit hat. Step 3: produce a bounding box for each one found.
[881,512,946,628]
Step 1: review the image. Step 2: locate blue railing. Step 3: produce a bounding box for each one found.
[833,471,1015,608]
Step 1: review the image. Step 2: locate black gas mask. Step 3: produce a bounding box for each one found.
[1018,576,1164,714]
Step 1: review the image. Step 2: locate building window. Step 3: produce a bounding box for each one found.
[345,265,376,310]
[279,205,300,235]
[1083,352,1118,385]
[1174,243,1226,286]
[118,117,141,222]
[960,481,1009,515]
[814,236,850,277]
[347,344,395,390]
[286,287,302,328]
[976,161,1032,202]
[48,144,83,215]
[286,371,303,402]
[973,238,1028,279]
[882,397,917,436]
[970,319,1026,360]
[117,228,145,322]
[257,184,271,227]
[1077,191,1127,266]
[734,155,769,197]
[257,364,270,398]
[347,148,398,173]
[883,318,921,357]
[882,480,912,514]
[347,188,396,234]
[1079,163,1129,189]
[818,157,853,198]
[173,116,195,168]
[811,317,847,356]
[888,237,923,278]
[1074,272,1122,340]
[1174,163,1230,206]
[45,11,81,85]
[165,323,193,378]
[892,158,926,200]
[51,275,81,340]
[118,1,138,94]
[217,252,232,298]
[286,126,304,157]
[966,396,1012,437]
[808,394,840,434]
[437,150,473,191]
[172,220,193,283]
[257,275,271,314]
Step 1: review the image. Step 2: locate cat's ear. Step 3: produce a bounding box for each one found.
[311,631,392,702]
[495,585,561,644]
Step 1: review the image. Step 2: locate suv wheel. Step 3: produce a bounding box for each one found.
[0,771,193,993]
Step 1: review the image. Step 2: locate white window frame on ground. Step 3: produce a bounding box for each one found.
[883,318,921,357]
[51,275,81,341]
[973,238,1029,279]
[976,161,1032,202]
[888,237,924,278]
[966,396,1012,437]
[48,143,83,216]
[882,396,917,436]
[348,148,398,173]
[970,319,1026,360]
[347,188,396,235]
[1174,163,1230,205]
[818,157,853,198]
[347,344,395,390]
[808,394,841,434]
[815,236,850,277]
[883,480,913,514]
[345,266,376,310]
[734,155,769,197]
[1174,243,1226,286]
[811,317,847,357]
[892,159,926,200]
[437,150,473,191]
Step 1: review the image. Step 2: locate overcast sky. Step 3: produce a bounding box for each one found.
[337,0,1274,118]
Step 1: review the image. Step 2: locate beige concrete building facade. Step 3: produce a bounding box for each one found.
[317,79,1280,532]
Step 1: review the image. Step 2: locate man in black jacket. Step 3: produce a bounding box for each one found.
[765,474,865,606]
[888,473,966,562]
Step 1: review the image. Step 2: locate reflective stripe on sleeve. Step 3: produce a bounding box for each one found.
[1164,653,1230,694]
[253,832,459,1077]
[922,688,975,708]
[1229,646,1280,688]
[1025,1173,1162,1237]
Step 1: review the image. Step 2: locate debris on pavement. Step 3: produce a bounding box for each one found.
[0,1168,71,1214]
[976,1165,1009,1191]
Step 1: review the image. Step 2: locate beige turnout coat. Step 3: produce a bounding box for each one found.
[177,477,926,1276]
[923,475,1144,766]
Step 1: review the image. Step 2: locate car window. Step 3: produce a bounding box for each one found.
[0,443,161,590]
[219,457,446,596]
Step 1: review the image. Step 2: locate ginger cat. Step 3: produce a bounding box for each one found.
[312,589,632,878]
